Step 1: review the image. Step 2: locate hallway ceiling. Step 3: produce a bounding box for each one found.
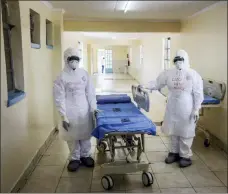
[73,32,176,40]
[49,1,218,21]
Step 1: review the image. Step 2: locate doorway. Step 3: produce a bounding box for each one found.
[97,49,113,74]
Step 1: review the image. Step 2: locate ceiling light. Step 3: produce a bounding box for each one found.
[112,37,116,39]
[124,1,131,13]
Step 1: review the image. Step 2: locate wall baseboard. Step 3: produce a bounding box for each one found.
[10,128,58,193]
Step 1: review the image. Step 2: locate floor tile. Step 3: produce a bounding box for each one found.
[61,165,93,178]
[45,140,69,155]
[91,175,125,192]
[56,177,91,193]
[182,153,210,171]
[164,143,171,151]
[214,171,227,186]
[124,174,159,191]
[29,165,64,180]
[94,152,112,165]
[20,177,59,193]
[145,139,167,152]
[194,186,228,193]
[92,191,125,193]
[146,151,168,163]
[126,188,161,193]
[194,147,227,171]
[151,162,181,173]
[38,154,68,166]
[161,188,196,193]
[155,172,191,189]
[182,168,224,187]
[160,136,170,144]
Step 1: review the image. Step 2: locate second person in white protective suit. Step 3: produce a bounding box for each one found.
[54,47,98,172]
[140,49,204,168]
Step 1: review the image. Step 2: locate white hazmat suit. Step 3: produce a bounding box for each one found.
[53,48,97,164]
[144,50,203,166]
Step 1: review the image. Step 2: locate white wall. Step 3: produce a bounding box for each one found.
[1,2,63,192]
[134,33,181,84]
[127,40,141,81]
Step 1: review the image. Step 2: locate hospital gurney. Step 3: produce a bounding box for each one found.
[159,78,226,147]
[92,87,156,190]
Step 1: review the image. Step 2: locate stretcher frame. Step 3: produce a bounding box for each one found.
[93,86,155,189]
[159,78,226,147]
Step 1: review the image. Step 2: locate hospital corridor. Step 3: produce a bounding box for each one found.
[1,1,227,193]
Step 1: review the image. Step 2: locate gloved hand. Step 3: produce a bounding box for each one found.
[191,110,199,123]
[93,109,102,117]
[61,116,70,131]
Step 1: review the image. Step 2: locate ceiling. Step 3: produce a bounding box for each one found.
[49,1,218,21]
[74,32,175,39]
[64,32,181,41]
[80,32,141,39]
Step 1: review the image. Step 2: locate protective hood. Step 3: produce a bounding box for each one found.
[64,47,81,72]
[175,49,190,69]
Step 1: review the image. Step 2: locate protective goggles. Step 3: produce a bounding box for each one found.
[67,56,80,62]
[173,56,184,63]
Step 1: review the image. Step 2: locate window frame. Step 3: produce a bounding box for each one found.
[30,9,41,49]
[104,49,112,69]
[2,0,16,92]
[2,0,26,107]
[46,19,53,49]
[164,37,171,70]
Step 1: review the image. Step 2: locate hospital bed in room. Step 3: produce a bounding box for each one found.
[159,78,226,147]
[92,86,156,190]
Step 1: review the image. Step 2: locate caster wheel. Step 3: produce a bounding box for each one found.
[101,175,114,190]
[97,141,107,153]
[204,139,210,147]
[142,172,153,187]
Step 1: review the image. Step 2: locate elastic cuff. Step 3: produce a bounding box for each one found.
[61,115,69,123]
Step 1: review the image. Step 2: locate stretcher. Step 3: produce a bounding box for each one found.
[159,78,226,147]
[92,87,156,190]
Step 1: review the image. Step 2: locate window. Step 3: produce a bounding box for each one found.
[104,49,112,73]
[2,0,25,107]
[2,0,15,92]
[46,19,53,49]
[30,9,40,48]
[163,37,171,70]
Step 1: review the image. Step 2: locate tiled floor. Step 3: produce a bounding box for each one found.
[20,74,227,193]
[20,134,228,193]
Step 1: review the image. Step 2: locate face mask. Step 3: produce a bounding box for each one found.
[68,60,79,70]
[175,61,184,70]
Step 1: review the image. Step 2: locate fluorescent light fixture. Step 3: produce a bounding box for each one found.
[124,1,131,13]
[112,36,116,39]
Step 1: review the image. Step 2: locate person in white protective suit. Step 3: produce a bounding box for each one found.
[53,47,98,172]
[140,49,204,167]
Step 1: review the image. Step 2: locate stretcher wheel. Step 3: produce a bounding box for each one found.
[204,139,210,147]
[101,175,114,190]
[97,141,107,153]
[142,172,153,187]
